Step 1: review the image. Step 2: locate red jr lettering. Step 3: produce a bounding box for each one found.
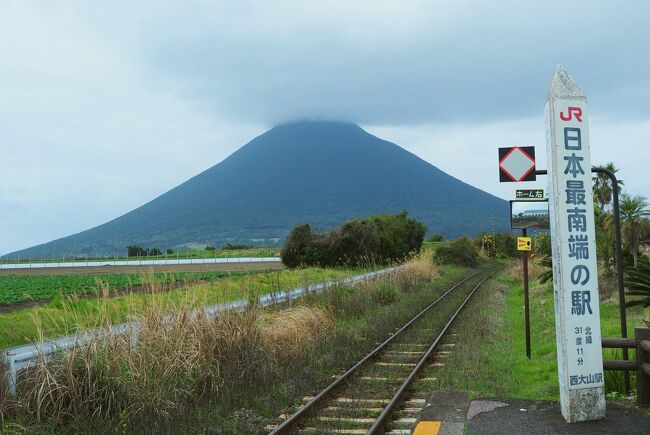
[560,107,583,122]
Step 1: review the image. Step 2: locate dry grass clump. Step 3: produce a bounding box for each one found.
[504,259,545,281]
[400,250,439,283]
[386,250,439,293]
[0,361,11,428]
[321,252,439,319]
[259,306,333,361]
[8,292,333,431]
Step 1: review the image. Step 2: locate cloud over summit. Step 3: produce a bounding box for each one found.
[1,1,649,253]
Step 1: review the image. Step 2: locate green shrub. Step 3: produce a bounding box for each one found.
[538,255,553,284]
[434,236,479,267]
[222,243,252,250]
[281,212,426,268]
[426,234,444,242]
[534,232,551,257]
[280,224,320,268]
[494,233,519,258]
[369,283,399,306]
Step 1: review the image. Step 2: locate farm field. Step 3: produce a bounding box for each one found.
[0,262,284,306]
[0,260,282,277]
[0,246,280,265]
[0,266,357,349]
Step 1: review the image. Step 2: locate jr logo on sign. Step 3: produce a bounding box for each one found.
[560,107,583,122]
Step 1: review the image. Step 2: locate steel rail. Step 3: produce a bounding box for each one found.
[270,269,486,434]
[368,271,495,434]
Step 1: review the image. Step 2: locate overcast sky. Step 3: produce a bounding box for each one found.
[2,1,649,254]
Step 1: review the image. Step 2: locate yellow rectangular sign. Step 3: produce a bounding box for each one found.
[517,237,532,251]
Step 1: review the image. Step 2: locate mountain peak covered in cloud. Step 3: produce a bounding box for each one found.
[6,121,508,258]
[1,1,649,252]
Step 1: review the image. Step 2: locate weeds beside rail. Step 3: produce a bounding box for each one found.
[1,252,443,432]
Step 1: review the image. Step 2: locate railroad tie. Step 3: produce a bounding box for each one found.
[401,407,426,414]
[321,406,384,413]
[385,350,423,355]
[375,362,417,367]
[403,398,426,406]
[391,417,419,427]
[298,428,368,434]
[358,376,404,382]
[303,397,391,405]
[316,416,376,424]
[389,343,428,347]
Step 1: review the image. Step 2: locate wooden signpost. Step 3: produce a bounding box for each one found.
[545,66,605,422]
[500,144,547,360]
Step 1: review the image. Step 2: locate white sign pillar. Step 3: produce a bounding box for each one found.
[545,66,606,422]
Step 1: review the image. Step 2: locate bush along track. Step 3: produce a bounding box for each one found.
[281,212,426,268]
[0,252,489,434]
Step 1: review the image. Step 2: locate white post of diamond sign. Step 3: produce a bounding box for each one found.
[545,66,605,422]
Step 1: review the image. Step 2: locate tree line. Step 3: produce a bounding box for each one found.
[591,163,650,270]
[126,246,171,257]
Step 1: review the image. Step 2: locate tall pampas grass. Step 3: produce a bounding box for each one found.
[7,278,332,431]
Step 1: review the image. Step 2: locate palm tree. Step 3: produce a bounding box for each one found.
[620,194,650,268]
[592,162,624,212]
[625,260,650,308]
[594,205,616,272]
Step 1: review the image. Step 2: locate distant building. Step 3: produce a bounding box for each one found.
[518,209,547,218]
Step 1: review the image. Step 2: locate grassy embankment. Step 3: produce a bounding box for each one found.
[421,240,451,251]
[0,252,476,433]
[434,258,649,401]
[0,267,352,349]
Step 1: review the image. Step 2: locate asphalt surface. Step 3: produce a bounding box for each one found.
[468,398,650,434]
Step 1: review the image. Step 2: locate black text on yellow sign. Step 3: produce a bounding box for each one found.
[517,237,532,251]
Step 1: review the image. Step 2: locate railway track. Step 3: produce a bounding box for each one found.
[267,269,495,434]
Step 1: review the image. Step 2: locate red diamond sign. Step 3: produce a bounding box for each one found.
[498,146,536,182]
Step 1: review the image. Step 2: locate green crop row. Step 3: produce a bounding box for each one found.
[0,270,254,305]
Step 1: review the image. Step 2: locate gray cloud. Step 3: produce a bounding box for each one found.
[130,1,650,125]
[1,1,649,253]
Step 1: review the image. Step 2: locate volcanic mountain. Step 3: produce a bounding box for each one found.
[8,121,509,258]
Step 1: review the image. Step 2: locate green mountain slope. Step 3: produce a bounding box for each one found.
[7,121,508,258]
